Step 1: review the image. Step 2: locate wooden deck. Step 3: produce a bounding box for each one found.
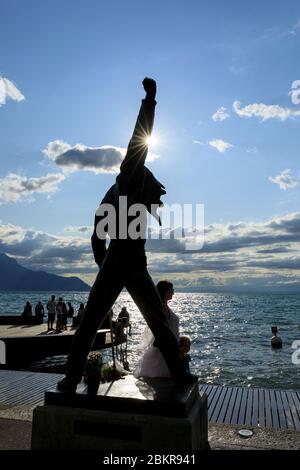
[0,323,79,338]
[0,370,299,431]
[0,370,63,408]
[198,383,300,431]
[0,324,116,367]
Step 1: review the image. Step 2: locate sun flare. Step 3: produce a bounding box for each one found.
[146,135,158,147]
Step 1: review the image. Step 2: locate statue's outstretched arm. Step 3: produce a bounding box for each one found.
[120,78,156,179]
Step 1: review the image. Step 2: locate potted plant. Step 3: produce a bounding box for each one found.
[83,351,103,393]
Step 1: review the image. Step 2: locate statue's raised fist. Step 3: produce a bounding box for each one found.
[142,77,156,98]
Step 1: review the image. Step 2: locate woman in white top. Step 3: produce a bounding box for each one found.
[134,280,179,378]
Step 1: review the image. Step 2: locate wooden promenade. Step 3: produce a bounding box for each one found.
[198,383,300,431]
[0,324,116,367]
[0,370,299,431]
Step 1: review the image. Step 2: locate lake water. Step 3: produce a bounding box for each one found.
[1,291,299,389]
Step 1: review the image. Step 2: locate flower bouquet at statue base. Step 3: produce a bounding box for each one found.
[83,351,103,393]
[101,359,130,383]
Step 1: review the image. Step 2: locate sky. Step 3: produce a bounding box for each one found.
[0,0,300,292]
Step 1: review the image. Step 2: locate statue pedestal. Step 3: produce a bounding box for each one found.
[31,375,208,450]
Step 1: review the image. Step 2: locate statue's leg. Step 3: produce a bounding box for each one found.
[125,269,187,380]
[64,259,123,383]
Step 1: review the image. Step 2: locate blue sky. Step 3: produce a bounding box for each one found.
[0,0,299,292]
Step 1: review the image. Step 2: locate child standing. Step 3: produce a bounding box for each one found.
[179,336,192,373]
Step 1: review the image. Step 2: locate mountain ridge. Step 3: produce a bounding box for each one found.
[0,253,90,291]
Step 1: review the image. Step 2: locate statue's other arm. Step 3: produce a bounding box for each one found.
[91,185,117,268]
[91,218,107,268]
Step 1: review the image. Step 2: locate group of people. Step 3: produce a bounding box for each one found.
[21,297,86,333]
[21,300,45,323]
[46,295,76,332]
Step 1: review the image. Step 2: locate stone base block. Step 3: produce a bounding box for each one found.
[31,375,208,450]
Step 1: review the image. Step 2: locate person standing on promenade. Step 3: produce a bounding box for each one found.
[55,297,63,333]
[34,301,44,323]
[21,300,32,322]
[46,295,56,331]
[117,306,131,336]
[67,302,74,327]
[57,78,197,393]
[179,336,192,373]
[74,303,85,328]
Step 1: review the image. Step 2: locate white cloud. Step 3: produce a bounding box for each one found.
[212,107,230,122]
[0,172,65,204]
[147,152,160,162]
[64,225,93,233]
[208,139,233,153]
[233,100,300,121]
[229,65,244,75]
[1,212,300,292]
[0,222,94,275]
[194,139,233,153]
[287,19,300,36]
[246,147,258,154]
[43,140,71,159]
[269,169,299,190]
[0,76,25,107]
[130,212,300,292]
[0,223,26,244]
[202,212,300,253]
[43,139,160,174]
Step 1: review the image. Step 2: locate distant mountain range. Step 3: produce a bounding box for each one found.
[0,253,90,291]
